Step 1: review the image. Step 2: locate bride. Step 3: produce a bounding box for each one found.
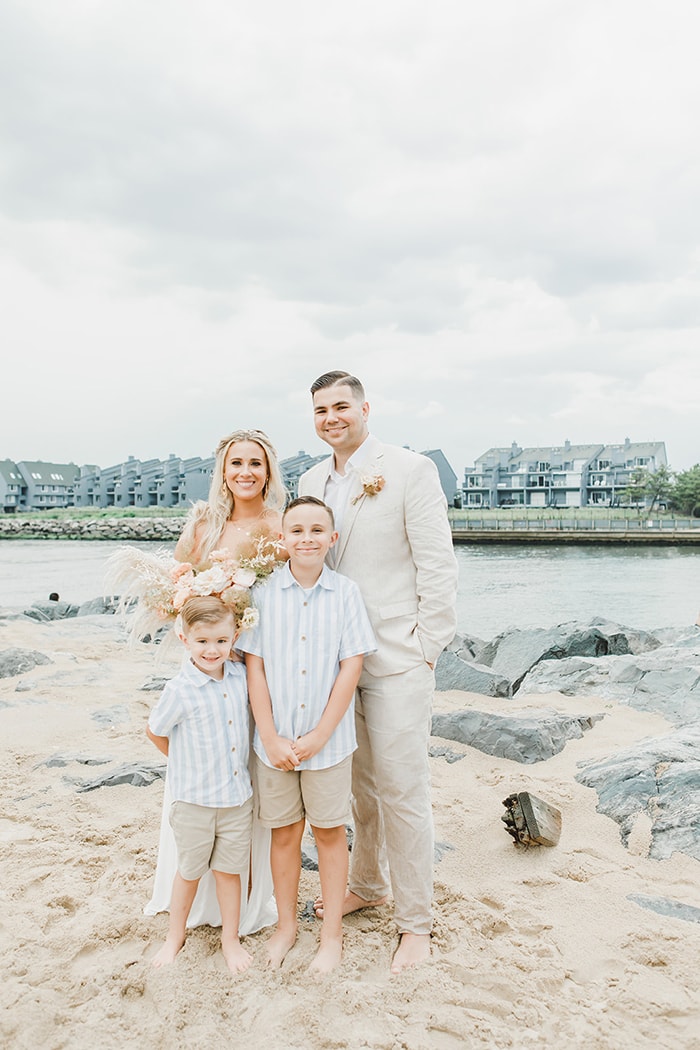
[144,428,287,934]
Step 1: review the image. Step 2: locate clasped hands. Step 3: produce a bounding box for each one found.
[265,729,324,770]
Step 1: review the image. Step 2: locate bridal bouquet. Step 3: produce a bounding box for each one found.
[105,532,286,643]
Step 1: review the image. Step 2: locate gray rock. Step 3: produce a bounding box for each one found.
[520,643,700,726]
[435,650,511,697]
[75,761,167,791]
[23,600,80,622]
[628,894,700,924]
[91,705,131,727]
[0,648,52,679]
[476,620,660,693]
[429,743,466,763]
[36,753,113,769]
[576,724,700,860]
[446,631,487,662]
[431,707,604,764]
[77,596,118,616]
[140,675,172,692]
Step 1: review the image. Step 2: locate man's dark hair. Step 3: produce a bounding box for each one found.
[310,370,366,401]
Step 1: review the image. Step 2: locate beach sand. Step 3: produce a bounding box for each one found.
[1,614,699,1050]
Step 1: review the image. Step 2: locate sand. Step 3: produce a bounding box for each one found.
[1,613,699,1050]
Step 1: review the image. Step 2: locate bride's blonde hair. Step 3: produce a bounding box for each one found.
[178,429,287,567]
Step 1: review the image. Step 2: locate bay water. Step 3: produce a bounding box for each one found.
[0,539,698,642]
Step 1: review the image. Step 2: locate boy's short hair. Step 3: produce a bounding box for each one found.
[283,495,335,528]
[309,370,365,402]
[180,595,235,631]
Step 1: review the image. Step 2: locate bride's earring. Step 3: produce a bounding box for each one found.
[262,478,269,499]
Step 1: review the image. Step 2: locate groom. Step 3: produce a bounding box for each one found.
[298,370,458,973]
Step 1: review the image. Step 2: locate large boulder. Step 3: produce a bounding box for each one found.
[435,651,511,697]
[475,620,660,693]
[519,643,700,726]
[431,707,604,764]
[576,724,700,861]
[0,648,52,678]
[23,600,80,622]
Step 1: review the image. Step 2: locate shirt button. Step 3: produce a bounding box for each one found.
[223,693,227,698]
[301,635,306,641]
[231,746,236,752]
[228,720,232,725]
[234,770,238,776]
[300,703,305,709]
[301,669,306,675]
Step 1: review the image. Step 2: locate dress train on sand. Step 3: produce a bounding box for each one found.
[144,771,277,935]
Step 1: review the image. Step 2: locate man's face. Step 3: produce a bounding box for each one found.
[312,383,369,457]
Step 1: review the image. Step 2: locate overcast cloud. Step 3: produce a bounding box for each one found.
[2,0,699,476]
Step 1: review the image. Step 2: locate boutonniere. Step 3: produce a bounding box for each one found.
[352,472,386,504]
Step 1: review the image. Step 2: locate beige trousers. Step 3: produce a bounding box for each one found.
[349,662,435,936]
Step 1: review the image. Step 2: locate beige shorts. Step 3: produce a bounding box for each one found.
[169,796,253,880]
[255,753,352,829]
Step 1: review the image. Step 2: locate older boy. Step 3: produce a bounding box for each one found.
[237,496,376,972]
[146,596,254,973]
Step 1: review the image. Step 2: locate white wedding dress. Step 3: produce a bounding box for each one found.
[144,760,277,934]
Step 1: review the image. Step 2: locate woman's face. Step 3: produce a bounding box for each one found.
[223,440,269,503]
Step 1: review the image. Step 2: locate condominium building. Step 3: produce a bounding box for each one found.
[462,439,667,509]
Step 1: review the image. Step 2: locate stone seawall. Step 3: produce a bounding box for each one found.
[0,518,184,541]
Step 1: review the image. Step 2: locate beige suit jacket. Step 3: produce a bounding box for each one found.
[298,441,458,677]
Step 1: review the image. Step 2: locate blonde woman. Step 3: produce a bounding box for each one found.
[145,429,287,936]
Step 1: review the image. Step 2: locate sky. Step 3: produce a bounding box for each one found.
[2,0,699,479]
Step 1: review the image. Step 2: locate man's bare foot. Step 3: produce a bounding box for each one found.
[313,890,388,919]
[152,934,185,968]
[390,932,431,974]
[222,935,254,974]
[265,926,298,968]
[308,932,343,974]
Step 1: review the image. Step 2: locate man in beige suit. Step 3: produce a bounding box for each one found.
[298,370,458,973]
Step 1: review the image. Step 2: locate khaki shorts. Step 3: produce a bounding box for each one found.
[169,796,253,880]
[255,753,352,829]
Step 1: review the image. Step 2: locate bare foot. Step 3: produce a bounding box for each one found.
[152,934,185,968]
[308,932,343,974]
[390,932,431,974]
[314,890,388,920]
[222,935,254,974]
[265,926,298,968]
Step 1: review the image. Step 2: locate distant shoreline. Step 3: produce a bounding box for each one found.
[2,513,699,545]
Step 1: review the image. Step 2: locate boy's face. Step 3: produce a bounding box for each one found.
[282,503,338,571]
[180,616,236,678]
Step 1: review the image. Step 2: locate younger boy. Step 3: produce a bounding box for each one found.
[146,595,254,973]
[237,496,376,973]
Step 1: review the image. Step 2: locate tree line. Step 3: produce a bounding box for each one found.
[624,464,700,516]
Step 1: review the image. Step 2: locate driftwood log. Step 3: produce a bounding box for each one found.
[502,792,562,847]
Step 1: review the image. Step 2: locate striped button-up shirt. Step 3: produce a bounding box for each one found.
[237,563,377,770]
[148,658,252,808]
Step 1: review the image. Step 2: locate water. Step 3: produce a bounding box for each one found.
[1,539,698,641]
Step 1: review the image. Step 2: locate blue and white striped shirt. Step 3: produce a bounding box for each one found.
[148,658,252,808]
[236,562,377,770]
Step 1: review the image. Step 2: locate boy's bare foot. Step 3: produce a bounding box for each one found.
[222,935,254,974]
[152,934,185,968]
[313,890,388,919]
[265,926,298,968]
[390,932,431,974]
[308,932,343,974]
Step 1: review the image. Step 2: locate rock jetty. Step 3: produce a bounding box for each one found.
[433,616,700,863]
[0,517,182,541]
